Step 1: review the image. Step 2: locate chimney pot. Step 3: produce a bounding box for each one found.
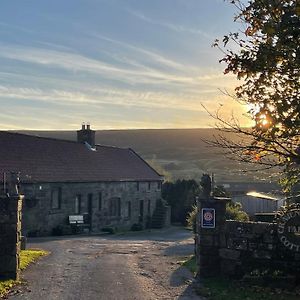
[77,123,95,147]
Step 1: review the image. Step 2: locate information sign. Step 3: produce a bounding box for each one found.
[201,208,215,228]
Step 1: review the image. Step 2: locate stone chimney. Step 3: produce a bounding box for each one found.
[77,123,96,147]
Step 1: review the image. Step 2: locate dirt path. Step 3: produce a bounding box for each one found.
[8,227,202,300]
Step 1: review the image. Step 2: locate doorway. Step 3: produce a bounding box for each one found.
[87,193,93,231]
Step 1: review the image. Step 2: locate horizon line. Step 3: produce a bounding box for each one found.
[4,126,251,131]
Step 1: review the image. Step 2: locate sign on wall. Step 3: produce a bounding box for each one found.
[201,208,215,228]
[277,206,300,252]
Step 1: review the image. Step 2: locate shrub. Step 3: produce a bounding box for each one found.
[186,205,197,233]
[225,202,249,221]
[186,201,249,230]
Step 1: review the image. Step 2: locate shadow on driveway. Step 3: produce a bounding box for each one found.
[27,226,193,244]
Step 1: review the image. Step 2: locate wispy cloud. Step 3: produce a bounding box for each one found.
[0,78,240,117]
[89,33,188,72]
[0,43,233,88]
[125,9,213,40]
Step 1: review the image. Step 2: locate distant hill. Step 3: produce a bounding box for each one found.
[16,128,276,183]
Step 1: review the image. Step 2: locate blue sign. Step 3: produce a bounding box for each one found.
[201,208,215,228]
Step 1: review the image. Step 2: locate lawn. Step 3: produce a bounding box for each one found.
[181,255,300,300]
[0,249,48,298]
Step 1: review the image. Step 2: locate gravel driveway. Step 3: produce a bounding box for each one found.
[8,227,202,300]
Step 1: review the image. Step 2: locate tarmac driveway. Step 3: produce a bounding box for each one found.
[9,227,201,300]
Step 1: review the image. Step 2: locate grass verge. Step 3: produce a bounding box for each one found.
[198,277,300,300]
[19,249,48,270]
[181,255,197,275]
[181,255,300,300]
[0,249,48,298]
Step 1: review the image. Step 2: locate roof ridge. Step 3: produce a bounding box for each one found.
[0,130,80,145]
[2,132,133,150]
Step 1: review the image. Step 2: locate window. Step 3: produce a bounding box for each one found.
[136,182,140,191]
[139,200,144,217]
[147,199,151,214]
[51,187,62,209]
[75,194,82,214]
[87,193,93,215]
[98,192,102,211]
[108,197,121,217]
[117,198,121,217]
[148,182,151,191]
[157,181,161,190]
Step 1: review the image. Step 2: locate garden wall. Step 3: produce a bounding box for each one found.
[196,198,300,280]
[220,220,300,277]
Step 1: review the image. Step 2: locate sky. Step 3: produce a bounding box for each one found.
[0,0,249,130]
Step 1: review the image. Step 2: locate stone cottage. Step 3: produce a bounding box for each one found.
[0,125,164,236]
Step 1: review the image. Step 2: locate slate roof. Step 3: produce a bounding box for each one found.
[0,131,162,183]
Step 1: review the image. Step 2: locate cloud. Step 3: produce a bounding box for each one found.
[0,76,237,114]
[0,43,191,86]
[89,33,188,72]
[125,9,213,40]
[0,43,236,90]
[0,82,248,129]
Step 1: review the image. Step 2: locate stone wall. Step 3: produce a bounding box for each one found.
[196,199,300,279]
[220,220,300,277]
[0,195,23,280]
[21,181,162,236]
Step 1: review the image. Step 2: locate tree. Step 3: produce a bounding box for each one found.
[208,0,300,192]
[162,179,200,224]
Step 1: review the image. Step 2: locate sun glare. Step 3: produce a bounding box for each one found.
[256,113,272,130]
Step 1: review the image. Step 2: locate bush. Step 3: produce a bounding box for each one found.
[225,202,249,221]
[186,201,249,230]
[186,205,197,233]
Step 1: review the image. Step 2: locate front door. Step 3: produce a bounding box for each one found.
[87,194,93,231]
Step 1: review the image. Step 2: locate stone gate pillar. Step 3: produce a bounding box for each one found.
[196,196,228,277]
[0,195,23,280]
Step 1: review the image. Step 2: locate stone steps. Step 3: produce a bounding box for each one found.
[151,199,168,229]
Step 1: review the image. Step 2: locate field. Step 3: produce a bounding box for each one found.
[18,129,275,183]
